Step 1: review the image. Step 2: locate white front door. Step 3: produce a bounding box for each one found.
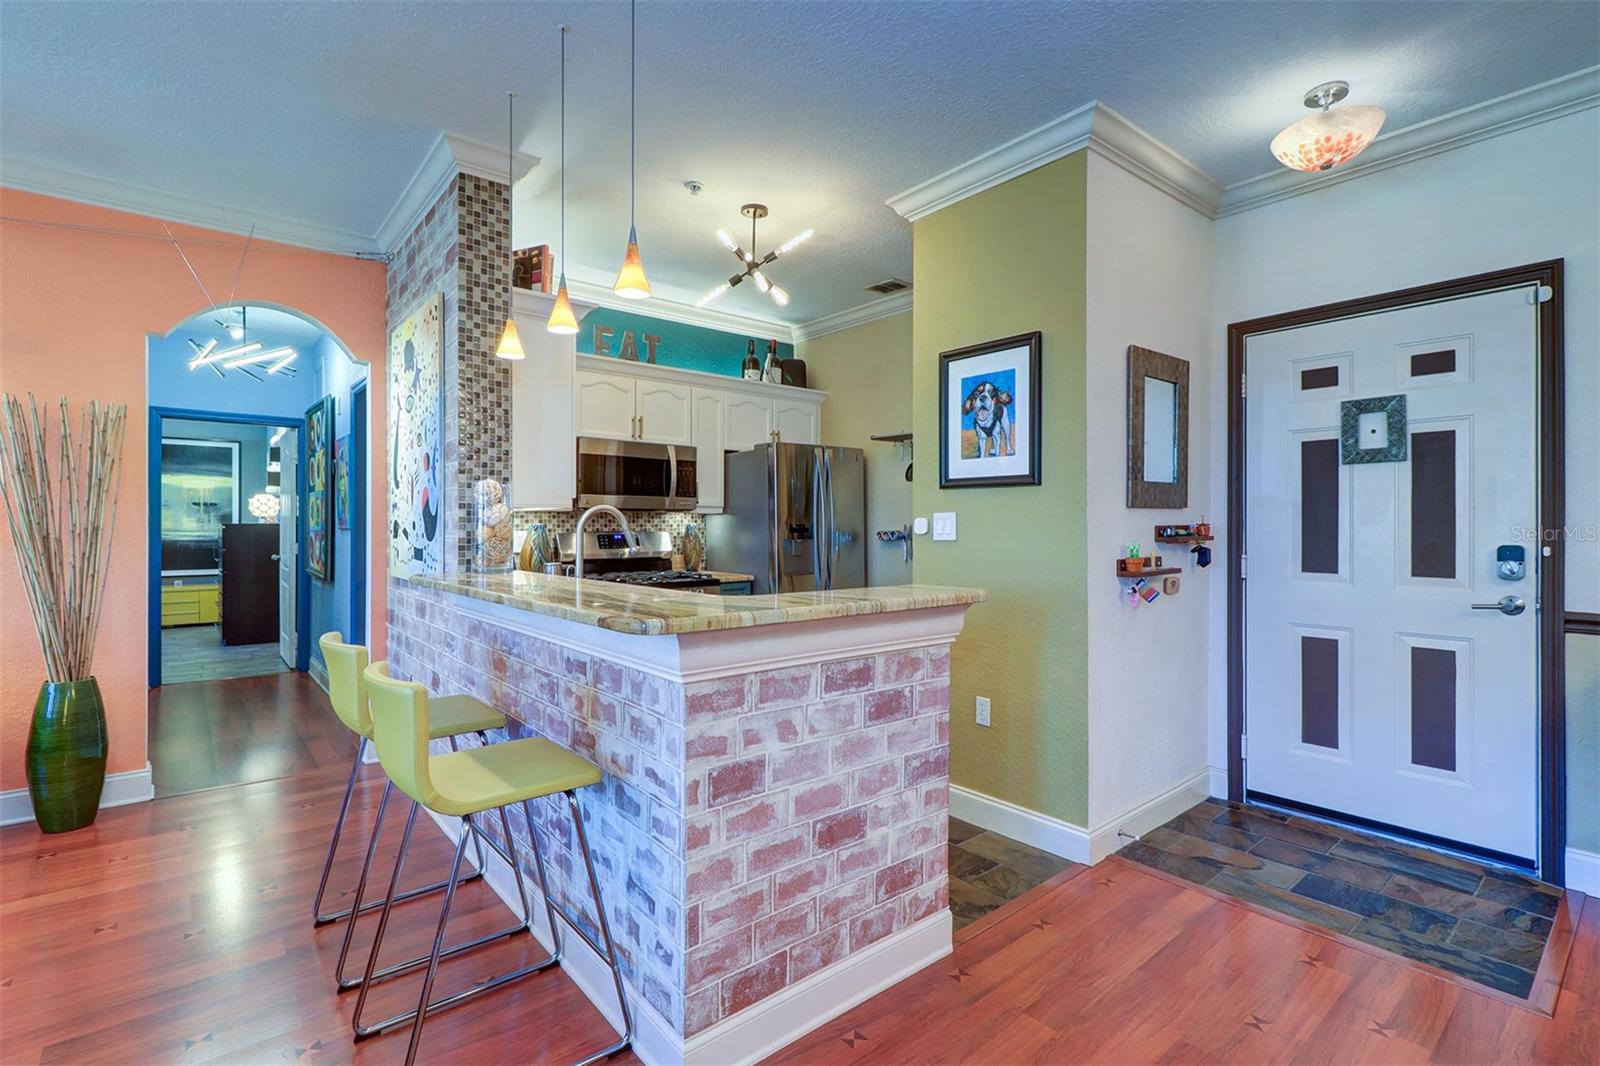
[278,429,298,669]
[1245,285,1540,863]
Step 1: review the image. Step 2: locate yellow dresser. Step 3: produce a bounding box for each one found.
[161,582,221,627]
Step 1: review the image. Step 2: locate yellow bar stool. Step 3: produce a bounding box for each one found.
[355,661,633,1066]
[314,634,505,931]
[319,635,539,996]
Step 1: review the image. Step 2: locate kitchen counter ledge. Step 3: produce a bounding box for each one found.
[406,570,986,636]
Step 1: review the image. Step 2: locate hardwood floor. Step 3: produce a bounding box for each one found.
[0,763,635,1065]
[149,671,358,796]
[768,857,1597,1064]
[160,624,289,685]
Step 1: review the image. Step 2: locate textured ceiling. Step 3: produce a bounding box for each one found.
[3,1,1596,325]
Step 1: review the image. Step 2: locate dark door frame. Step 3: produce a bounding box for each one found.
[1226,259,1566,883]
[148,407,312,688]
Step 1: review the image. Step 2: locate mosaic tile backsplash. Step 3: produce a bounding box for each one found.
[387,578,953,1038]
[511,508,707,558]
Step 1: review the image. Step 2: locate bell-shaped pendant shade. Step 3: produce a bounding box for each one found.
[613,225,651,300]
[547,280,579,335]
[495,316,526,360]
[1270,104,1386,172]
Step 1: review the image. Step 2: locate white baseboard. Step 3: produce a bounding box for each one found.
[1087,768,1212,864]
[950,784,1091,864]
[1566,848,1600,896]
[1207,765,1228,800]
[0,763,154,828]
[422,811,950,1066]
[309,657,330,693]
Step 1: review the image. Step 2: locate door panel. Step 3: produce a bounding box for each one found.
[1245,286,1539,861]
[725,395,774,451]
[775,399,819,445]
[692,389,726,512]
[278,429,297,669]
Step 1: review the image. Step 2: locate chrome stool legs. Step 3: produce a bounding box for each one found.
[311,735,485,927]
[353,789,634,1066]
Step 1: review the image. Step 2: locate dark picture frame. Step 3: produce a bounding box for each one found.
[304,395,335,583]
[1126,345,1190,508]
[938,332,1042,488]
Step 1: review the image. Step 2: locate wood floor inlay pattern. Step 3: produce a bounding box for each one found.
[1118,799,1566,1000]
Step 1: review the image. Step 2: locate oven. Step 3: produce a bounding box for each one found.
[574,437,698,511]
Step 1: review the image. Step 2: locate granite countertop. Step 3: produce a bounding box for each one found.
[406,571,987,636]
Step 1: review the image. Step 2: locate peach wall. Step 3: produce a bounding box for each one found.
[0,189,388,793]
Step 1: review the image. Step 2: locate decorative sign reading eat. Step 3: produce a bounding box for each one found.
[593,325,662,364]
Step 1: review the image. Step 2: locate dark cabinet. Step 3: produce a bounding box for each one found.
[220,523,279,646]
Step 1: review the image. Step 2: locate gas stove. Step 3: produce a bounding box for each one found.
[593,570,723,592]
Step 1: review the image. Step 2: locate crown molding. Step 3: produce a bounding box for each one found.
[1217,65,1600,217]
[886,100,1223,223]
[373,131,540,253]
[0,155,381,256]
[561,276,797,343]
[792,290,912,342]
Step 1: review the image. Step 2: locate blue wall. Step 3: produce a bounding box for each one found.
[147,326,317,421]
[576,308,794,378]
[308,334,369,671]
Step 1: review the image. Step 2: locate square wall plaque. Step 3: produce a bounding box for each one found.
[1340,394,1407,464]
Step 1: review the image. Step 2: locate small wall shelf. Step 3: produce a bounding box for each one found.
[1116,564,1182,578]
[870,432,913,444]
[1153,524,1213,545]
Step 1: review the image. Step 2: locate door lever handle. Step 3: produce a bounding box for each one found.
[1471,595,1526,616]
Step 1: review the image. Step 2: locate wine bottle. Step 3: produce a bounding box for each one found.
[763,339,782,384]
[743,339,761,381]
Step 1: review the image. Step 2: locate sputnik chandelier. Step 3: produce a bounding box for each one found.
[696,204,813,308]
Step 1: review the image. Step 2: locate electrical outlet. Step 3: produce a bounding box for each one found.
[975,695,991,727]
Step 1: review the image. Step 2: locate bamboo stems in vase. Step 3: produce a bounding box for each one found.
[0,394,127,832]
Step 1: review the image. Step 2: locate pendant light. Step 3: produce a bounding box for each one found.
[547,25,579,334]
[495,91,527,359]
[611,0,651,299]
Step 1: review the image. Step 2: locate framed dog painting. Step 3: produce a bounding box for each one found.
[939,332,1042,488]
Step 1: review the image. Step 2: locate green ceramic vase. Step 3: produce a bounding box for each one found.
[25,678,108,833]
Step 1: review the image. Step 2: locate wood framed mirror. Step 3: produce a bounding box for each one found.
[1126,344,1189,508]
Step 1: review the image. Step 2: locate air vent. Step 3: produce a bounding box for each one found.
[865,278,910,295]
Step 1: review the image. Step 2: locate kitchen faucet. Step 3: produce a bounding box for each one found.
[572,504,637,578]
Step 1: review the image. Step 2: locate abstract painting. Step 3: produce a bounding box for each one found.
[304,395,335,582]
[334,434,351,531]
[939,332,1042,488]
[388,293,443,575]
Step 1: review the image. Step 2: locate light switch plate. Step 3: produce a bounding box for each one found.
[932,512,957,541]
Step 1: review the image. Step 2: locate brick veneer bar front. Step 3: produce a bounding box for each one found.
[386,576,958,1049]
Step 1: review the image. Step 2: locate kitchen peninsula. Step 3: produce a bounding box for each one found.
[386,570,985,1064]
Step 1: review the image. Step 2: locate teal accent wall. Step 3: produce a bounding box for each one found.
[576,308,793,379]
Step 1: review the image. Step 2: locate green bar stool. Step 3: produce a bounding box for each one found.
[312,633,502,928]
[355,661,633,1066]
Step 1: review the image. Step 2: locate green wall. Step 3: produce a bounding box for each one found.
[911,152,1090,826]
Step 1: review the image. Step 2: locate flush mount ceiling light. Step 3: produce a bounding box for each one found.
[1270,81,1386,172]
[611,0,651,300]
[696,204,813,308]
[495,91,526,359]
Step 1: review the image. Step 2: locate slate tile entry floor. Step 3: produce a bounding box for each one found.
[1118,798,1562,998]
[948,817,1079,931]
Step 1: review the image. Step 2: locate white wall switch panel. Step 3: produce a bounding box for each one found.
[932,512,957,541]
[975,695,991,727]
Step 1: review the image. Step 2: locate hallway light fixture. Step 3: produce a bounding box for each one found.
[547,25,579,335]
[495,91,527,359]
[611,0,651,300]
[1270,81,1386,172]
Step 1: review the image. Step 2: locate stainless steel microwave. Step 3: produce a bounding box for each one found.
[575,437,698,511]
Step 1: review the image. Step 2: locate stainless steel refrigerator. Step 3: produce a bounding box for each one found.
[707,443,866,594]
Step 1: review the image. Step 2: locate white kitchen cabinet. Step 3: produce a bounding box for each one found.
[510,289,588,510]
[725,395,775,451]
[691,389,726,512]
[575,370,637,441]
[635,380,694,446]
[774,398,820,445]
